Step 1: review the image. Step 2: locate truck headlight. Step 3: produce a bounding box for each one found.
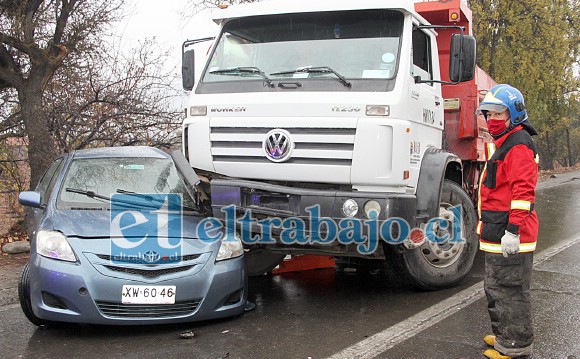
[364,200,382,219]
[216,232,244,261]
[366,105,390,116]
[342,199,359,217]
[189,106,207,116]
[36,230,77,262]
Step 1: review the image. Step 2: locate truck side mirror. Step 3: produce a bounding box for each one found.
[449,34,476,82]
[182,49,196,91]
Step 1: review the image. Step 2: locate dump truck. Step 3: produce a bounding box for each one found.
[180,0,496,289]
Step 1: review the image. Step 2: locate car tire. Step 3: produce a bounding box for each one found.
[18,263,52,327]
[388,180,478,290]
[244,248,286,277]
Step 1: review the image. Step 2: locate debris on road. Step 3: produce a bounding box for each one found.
[179,330,195,339]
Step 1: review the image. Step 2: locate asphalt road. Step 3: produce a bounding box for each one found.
[0,171,578,359]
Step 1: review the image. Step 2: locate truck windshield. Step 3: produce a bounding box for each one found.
[202,9,403,87]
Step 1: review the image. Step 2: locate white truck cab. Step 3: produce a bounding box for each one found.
[181,0,479,289]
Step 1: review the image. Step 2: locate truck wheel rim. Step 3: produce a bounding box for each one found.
[419,202,465,268]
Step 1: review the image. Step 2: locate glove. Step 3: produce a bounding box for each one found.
[501,230,520,258]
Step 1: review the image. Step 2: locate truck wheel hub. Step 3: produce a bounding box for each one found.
[419,203,465,268]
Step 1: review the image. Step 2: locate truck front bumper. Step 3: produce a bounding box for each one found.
[210,178,417,257]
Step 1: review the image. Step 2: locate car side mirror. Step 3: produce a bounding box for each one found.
[19,191,42,208]
[182,49,196,91]
[449,34,476,82]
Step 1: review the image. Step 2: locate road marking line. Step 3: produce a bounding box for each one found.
[327,233,580,359]
[533,234,580,266]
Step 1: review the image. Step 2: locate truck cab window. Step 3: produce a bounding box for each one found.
[202,10,403,88]
[412,29,433,83]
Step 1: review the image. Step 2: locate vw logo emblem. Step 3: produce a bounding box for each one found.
[263,129,293,162]
[143,250,160,263]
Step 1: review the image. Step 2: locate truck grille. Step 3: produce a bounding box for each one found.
[95,299,201,318]
[210,127,356,166]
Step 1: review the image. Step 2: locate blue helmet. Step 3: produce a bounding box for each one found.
[477,84,528,125]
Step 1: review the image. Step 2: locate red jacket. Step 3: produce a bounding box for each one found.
[477,126,539,253]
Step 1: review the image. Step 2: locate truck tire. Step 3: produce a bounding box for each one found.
[18,263,52,326]
[389,180,478,290]
[245,248,286,276]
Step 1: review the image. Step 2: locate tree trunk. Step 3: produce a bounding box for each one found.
[541,131,554,170]
[565,128,572,168]
[19,80,58,188]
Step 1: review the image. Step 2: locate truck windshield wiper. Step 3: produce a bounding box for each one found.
[270,66,352,88]
[208,67,275,88]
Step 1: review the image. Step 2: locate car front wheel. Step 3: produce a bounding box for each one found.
[18,263,52,327]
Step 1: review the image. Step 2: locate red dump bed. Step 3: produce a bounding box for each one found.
[415,0,494,162]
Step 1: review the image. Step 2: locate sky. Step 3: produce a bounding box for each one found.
[114,0,219,101]
[116,0,218,49]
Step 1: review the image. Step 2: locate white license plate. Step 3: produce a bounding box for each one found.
[121,285,176,304]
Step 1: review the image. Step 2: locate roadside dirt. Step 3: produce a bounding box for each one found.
[0,240,29,271]
[538,164,580,182]
[0,252,29,266]
[0,252,27,306]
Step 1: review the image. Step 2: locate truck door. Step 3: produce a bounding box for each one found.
[410,27,442,149]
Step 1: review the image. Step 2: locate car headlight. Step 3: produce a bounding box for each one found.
[36,230,77,262]
[216,232,244,261]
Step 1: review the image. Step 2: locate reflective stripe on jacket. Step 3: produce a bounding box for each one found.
[478,126,539,253]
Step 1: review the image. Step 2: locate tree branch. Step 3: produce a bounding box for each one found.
[52,0,76,46]
[0,45,24,89]
[0,32,44,59]
[22,0,44,44]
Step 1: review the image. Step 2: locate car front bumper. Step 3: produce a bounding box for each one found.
[28,253,247,325]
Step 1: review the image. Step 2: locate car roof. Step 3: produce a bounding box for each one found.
[72,146,170,159]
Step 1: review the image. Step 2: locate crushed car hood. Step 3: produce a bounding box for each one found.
[46,209,211,241]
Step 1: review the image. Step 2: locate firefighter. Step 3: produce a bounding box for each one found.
[476,84,539,359]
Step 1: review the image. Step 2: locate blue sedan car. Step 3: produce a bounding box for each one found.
[18,146,247,325]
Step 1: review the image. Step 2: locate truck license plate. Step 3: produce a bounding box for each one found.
[121,285,176,304]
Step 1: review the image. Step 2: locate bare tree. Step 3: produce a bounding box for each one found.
[46,38,182,152]
[0,0,125,187]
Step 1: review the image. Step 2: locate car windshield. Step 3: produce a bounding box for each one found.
[202,9,403,84]
[57,157,197,212]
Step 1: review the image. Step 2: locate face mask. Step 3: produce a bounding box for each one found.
[487,119,508,136]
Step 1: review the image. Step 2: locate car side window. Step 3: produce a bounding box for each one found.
[36,158,64,205]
